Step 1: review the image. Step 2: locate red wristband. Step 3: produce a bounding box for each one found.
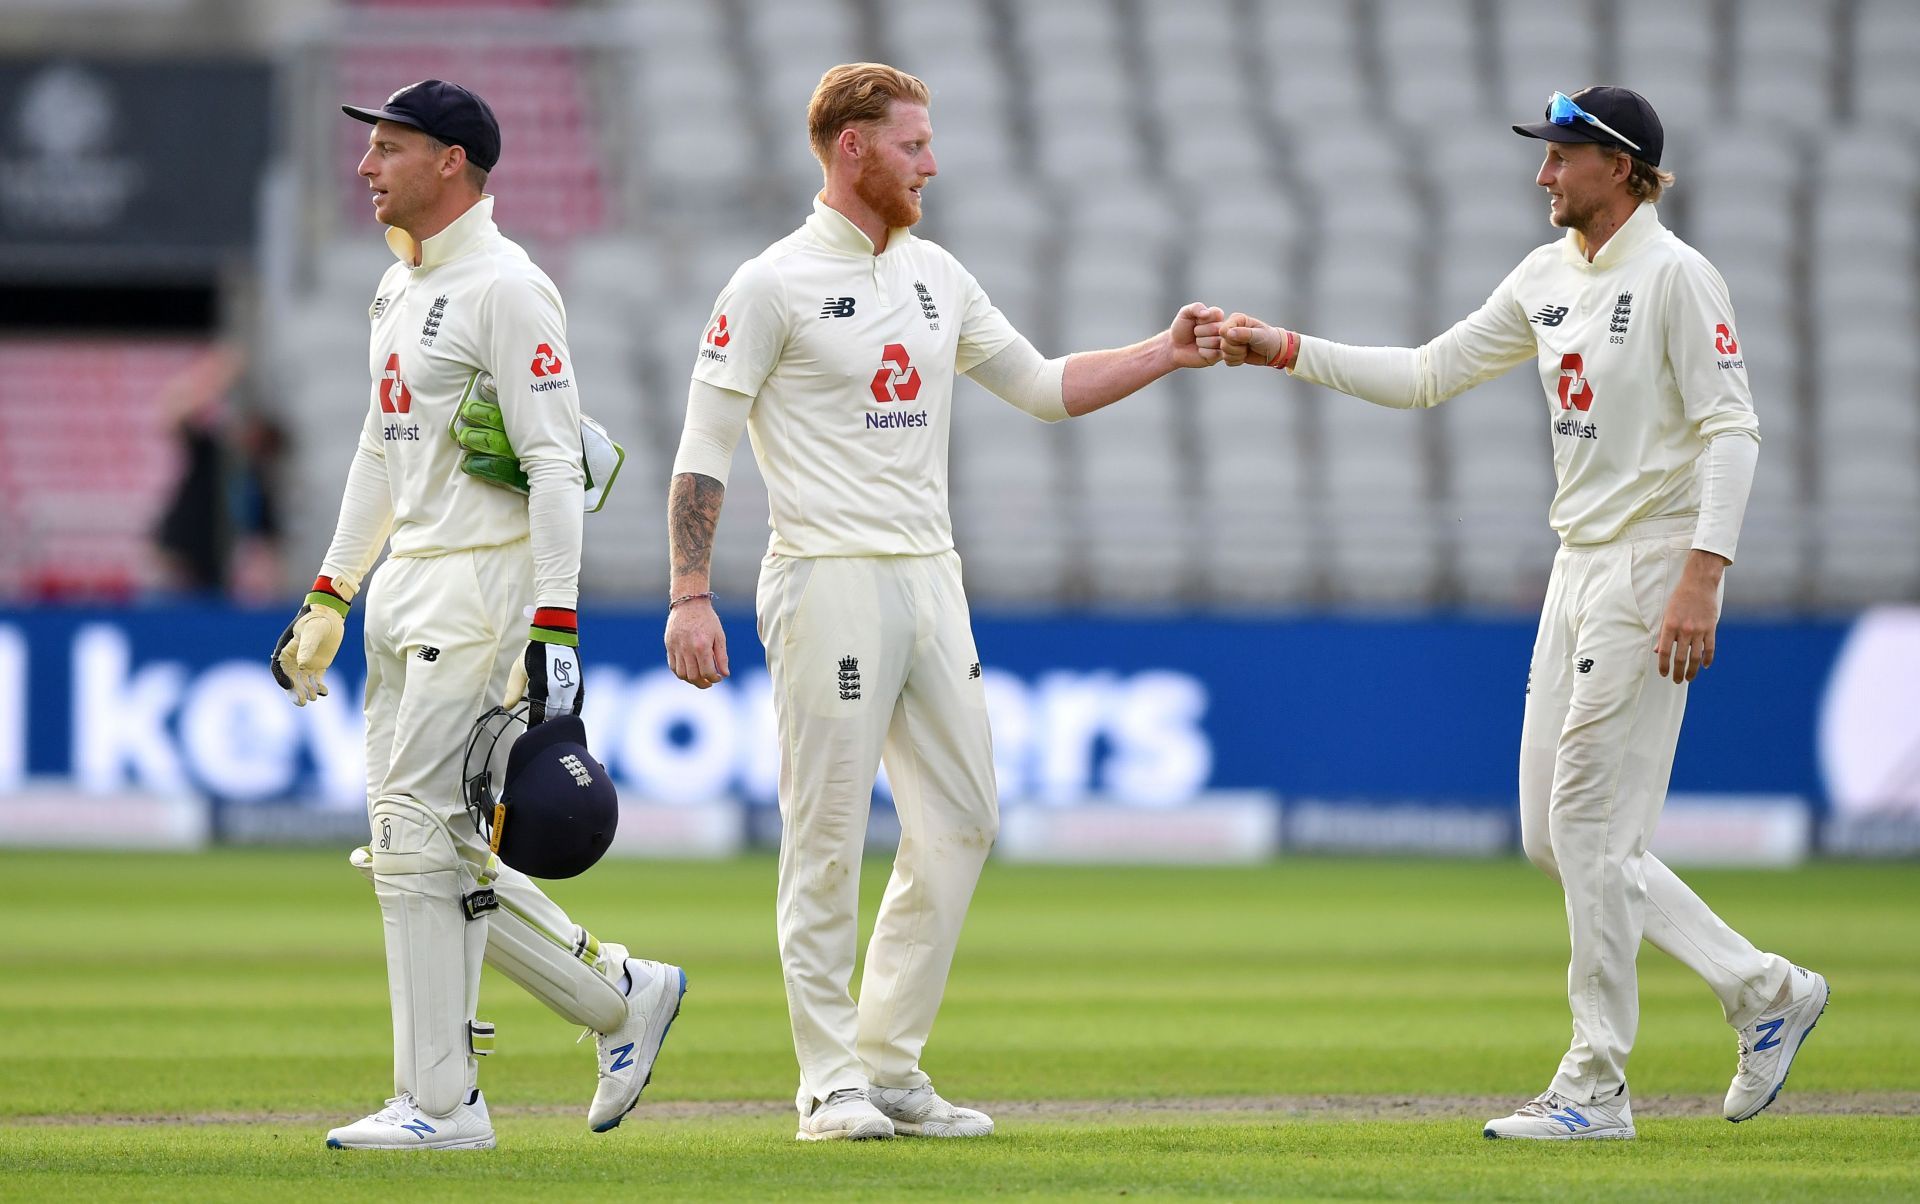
[1266,329,1300,372]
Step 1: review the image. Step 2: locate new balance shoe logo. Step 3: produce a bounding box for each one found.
[560,753,593,787]
[608,1041,635,1073]
[1577,658,1595,674]
[416,646,440,662]
[1752,1017,1786,1052]
[819,296,857,318]
[838,655,861,701]
[401,1118,438,1138]
[1531,305,1570,327]
[1547,1106,1590,1132]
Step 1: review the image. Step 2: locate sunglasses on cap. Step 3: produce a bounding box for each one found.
[1546,91,1641,153]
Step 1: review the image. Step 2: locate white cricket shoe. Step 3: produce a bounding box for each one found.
[588,945,689,1132]
[1483,1090,1635,1140]
[325,1090,496,1150]
[870,1083,994,1137]
[795,1087,895,1141]
[1725,964,1829,1123]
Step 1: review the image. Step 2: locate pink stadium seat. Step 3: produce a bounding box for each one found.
[333,41,607,243]
[0,339,203,599]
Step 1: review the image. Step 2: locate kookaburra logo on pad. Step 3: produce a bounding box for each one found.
[559,754,592,787]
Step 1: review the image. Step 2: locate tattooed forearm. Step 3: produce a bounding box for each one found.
[668,472,726,585]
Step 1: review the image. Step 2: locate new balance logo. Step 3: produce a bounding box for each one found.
[608,1042,635,1073]
[838,655,861,701]
[819,296,857,318]
[1577,658,1595,674]
[401,1118,438,1138]
[559,753,593,787]
[1752,1017,1786,1052]
[968,662,981,680]
[1531,305,1570,327]
[1548,1106,1590,1132]
[416,646,440,662]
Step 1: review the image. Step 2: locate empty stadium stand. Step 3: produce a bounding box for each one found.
[16,0,1910,612]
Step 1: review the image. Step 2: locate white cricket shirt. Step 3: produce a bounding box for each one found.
[690,197,1021,558]
[1294,203,1760,555]
[320,197,586,606]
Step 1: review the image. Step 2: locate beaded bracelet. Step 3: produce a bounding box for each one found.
[669,591,716,611]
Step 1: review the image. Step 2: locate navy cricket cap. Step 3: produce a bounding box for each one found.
[496,714,617,879]
[343,79,501,172]
[1513,85,1664,167]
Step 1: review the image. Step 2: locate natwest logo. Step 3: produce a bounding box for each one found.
[530,343,563,377]
[870,343,921,404]
[379,353,411,413]
[1714,323,1739,356]
[705,315,731,347]
[1556,353,1594,412]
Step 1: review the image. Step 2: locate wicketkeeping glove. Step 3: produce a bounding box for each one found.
[451,371,626,511]
[504,607,584,725]
[271,576,352,706]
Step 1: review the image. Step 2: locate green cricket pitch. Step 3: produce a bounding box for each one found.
[3,850,1915,1201]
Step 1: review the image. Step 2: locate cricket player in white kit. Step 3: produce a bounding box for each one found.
[1212,87,1827,1140]
[271,80,685,1150]
[663,64,1224,1141]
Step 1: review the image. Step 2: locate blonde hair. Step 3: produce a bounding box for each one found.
[807,63,931,167]
[1627,156,1675,203]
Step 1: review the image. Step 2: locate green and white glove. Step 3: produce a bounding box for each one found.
[504,607,583,725]
[451,371,626,511]
[270,575,353,706]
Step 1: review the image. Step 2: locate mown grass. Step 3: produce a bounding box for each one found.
[1,850,1914,1200]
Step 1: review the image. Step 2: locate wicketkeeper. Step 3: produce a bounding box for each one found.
[273,79,683,1151]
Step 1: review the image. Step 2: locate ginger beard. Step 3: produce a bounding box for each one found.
[852,141,923,230]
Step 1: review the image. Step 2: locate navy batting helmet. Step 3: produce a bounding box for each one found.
[463,706,618,879]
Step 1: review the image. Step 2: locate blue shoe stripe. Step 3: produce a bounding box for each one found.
[1729,983,1829,1124]
[590,968,689,1135]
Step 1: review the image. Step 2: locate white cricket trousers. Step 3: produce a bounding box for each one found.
[1519,514,1788,1103]
[757,550,998,1105]
[362,540,631,1114]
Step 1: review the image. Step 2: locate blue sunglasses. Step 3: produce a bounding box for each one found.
[1546,92,1641,153]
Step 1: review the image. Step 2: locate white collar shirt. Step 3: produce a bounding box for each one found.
[690,197,1020,558]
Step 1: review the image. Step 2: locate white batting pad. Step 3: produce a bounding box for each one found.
[349,844,626,1035]
[369,795,486,1117]
[484,862,628,1034]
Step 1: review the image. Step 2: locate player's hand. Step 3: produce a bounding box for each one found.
[510,635,584,723]
[1655,551,1726,684]
[665,597,730,689]
[270,601,346,706]
[508,608,583,722]
[1220,312,1284,367]
[1169,301,1226,368]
